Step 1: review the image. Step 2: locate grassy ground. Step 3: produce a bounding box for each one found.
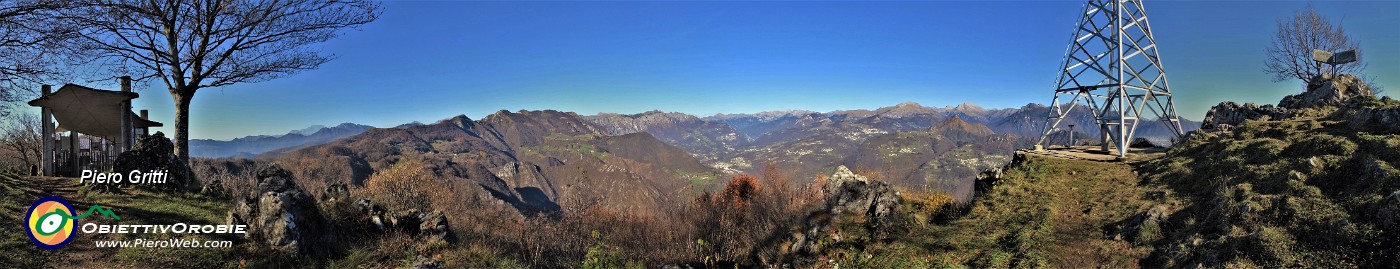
[0,172,54,268]
[0,173,238,268]
[817,153,1173,268]
[1139,117,1400,267]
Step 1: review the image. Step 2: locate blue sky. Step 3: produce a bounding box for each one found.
[84,1,1400,140]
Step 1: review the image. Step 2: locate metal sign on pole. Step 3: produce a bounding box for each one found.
[1036,0,1186,157]
[1313,49,1357,75]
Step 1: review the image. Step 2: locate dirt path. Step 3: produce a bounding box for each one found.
[1033,155,1161,267]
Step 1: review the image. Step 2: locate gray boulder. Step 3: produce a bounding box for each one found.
[113,132,195,191]
[774,166,904,266]
[823,166,902,225]
[226,164,332,257]
[418,210,453,245]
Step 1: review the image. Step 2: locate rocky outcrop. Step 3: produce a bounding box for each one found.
[418,210,452,245]
[1279,74,1374,109]
[113,132,195,191]
[226,165,332,257]
[1202,74,1378,132]
[823,166,902,225]
[776,166,903,265]
[1337,96,1400,134]
[350,198,453,246]
[1200,102,1291,131]
[1113,205,1169,243]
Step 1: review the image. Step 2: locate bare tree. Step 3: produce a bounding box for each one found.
[58,0,379,165]
[0,112,42,171]
[0,0,75,116]
[1264,5,1363,84]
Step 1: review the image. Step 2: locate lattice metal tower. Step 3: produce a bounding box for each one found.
[1037,0,1185,157]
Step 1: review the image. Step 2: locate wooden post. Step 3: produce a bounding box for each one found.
[120,76,132,152]
[40,85,53,177]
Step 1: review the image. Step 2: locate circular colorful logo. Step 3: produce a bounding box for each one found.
[25,196,76,250]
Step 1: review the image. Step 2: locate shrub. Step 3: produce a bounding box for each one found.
[903,189,956,225]
[581,231,644,269]
[363,157,438,211]
[718,174,761,205]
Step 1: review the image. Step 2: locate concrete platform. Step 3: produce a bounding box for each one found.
[1019,145,1166,163]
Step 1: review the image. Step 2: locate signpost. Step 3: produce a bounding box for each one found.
[1313,49,1358,75]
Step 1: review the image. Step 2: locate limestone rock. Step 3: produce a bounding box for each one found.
[1279,74,1373,109]
[418,210,453,245]
[1114,205,1169,243]
[774,166,905,266]
[1339,96,1400,134]
[321,182,349,203]
[1200,102,1290,130]
[823,166,900,224]
[226,164,331,257]
[823,166,867,197]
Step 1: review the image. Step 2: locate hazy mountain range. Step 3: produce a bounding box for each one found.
[190,123,374,158]
[191,102,1198,215]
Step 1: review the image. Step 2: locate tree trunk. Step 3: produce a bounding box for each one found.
[172,91,193,166]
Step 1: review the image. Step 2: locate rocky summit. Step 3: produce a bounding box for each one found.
[1203,73,1376,131]
[1279,73,1375,109]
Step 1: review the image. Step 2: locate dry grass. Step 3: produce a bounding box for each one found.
[196,154,827,267]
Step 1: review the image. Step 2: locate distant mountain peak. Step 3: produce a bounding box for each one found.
[874,101,935,118]
[190,123,374,158]
[953,102,984,111]
[289,125,327,135]
[932,115,995,136]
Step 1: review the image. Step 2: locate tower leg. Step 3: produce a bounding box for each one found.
[1100,125,1109,152]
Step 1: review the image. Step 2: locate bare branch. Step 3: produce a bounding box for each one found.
[1263,5,1364,85]
[52,0,380,164]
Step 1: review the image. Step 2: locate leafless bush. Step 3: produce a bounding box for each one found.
[0,112,42,172]
[190,158,264,199]
[195,152,830,267]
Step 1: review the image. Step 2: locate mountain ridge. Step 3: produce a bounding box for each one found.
[190,123,374,158]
